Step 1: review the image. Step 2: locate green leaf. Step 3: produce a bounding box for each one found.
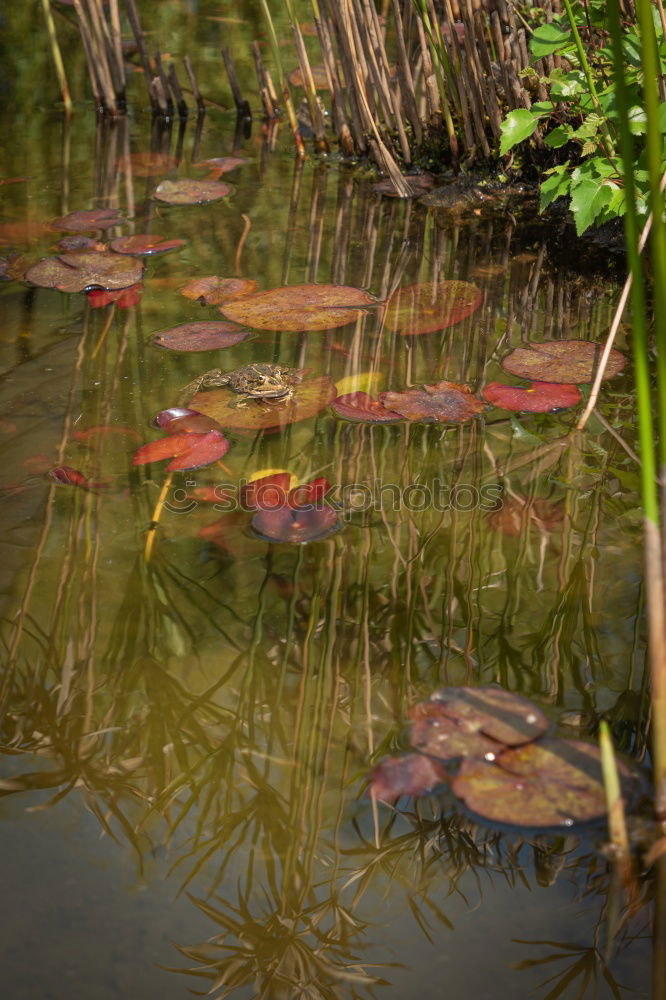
[544,125,573,148]
[539,163,571,211]
[500,109,540,154]
[627,105,647,135]
[569,177,615,235]
[530,23,573,59]
[550,70,586,99]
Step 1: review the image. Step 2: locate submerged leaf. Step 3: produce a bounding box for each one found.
[193,156,250,174]
[367,754,448,804]
[380,382,486,423]
[153,179,231,204]
[132,429,230,472]
[483,380,582,412]
[429,686,549,746]
[117,152,177,177]
[501,340,626,384]
[382,280,482,334]
[251,504,340,543]
[331,391,402,423]
[151,321,249,352]
[87,283,143,308]
[220,283,376,332]
[110,234,186,255]
[179,275,259,305]
[50,208,124,232]
[47,465,108,491]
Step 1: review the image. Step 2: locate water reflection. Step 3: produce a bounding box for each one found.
[0,107,652,997]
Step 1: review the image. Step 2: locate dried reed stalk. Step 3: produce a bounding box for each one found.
[253,40,279,118]
[168,63,188,119]
[124,0,158,112]
[183,55,205,115]
[288,10,330,153]
[221,46,252,119]
[41,0,72,115]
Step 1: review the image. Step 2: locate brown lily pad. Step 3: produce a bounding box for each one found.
[179,275,259,305]
[429,686,549,747]
[50,208,124,232]
[151,321,250,352]
[331,391,403,423]
[382,280,482,335]
[452,738,637,828]
[220,284,376,333]
[153,179,231,204]
[110,234,186,255]
[501,340,626,384]
[26,251,143,292]
[483,380,582,412]
[410,701,504,762]
[117,152,177,177]
[191,375,336,430]
[193,157,250,174]
[367,754,449,804]
[380,382,486,423]
[57,235,107,253]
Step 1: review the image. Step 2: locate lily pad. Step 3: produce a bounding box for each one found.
[410,701,504,762]
[153,179,231,204]
[367,754,448,804]
[501,340,626,384]
[193,156,250,174]
[220,284,376,333]
[110,234,186,255]
[382,280,482,335]
[483,380,582,412]
[152,407,222,435]
[132,429,230,472]
[26,251,143,292]
[452,738,637,828]
[251,504,341,543]
[151,321,249,352]
[380,382,486,423]
[58,235,107,253]
[331,391,403,423]
[191,375,337,431]
[179,275,259,305]
[429,686,549,746]
[117,152,177,177]
[87,283,143,308]
[50,208,124,232]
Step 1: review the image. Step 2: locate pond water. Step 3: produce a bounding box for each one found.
[0,2,657,998]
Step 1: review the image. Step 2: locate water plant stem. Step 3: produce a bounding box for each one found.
[41,0,72,115]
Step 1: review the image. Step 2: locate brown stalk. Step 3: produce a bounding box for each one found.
[85,0,122,102]
[221,46,252,119]
[183,55,205,114]
[252,40,279,118]
[391,0,422,143]
[123,0,158,111]
[357,0,412,162]
[309,2,353,154]
[108,0,126,96]
[153,50,174,117]
[72,0,115,111]
[289,17,330,153]
[321,0,367,152]
[168,62,189,119]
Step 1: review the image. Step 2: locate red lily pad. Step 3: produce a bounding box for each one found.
[367,754,448,804]
[240,473,292,510]
[117,152,177,177]
[179,275,259,305]
[501,340,626,384]
[452,738,637,828]
[382,280,482,335]
[220,284,376,333]
[50,208,124,232]
[27,252,143,292]
[151,321,249,352]
[331,391,403,423]
[193,156,250,174]
[251,504,340,543]
[110,234,186,256]
[428,686,549,747]
[47,465,109,491]
[132,429,230,472]
[379,382,486,423]
[153,179,231,204]
[87,283,143,308]
[410,701,504,762]
[191,375,337,431]
[153,407,222,435]
[483,380,582,412]
[58,235,107,252]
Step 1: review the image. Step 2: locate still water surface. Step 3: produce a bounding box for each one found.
[0,2,654,997]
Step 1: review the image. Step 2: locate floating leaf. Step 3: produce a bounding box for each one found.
[220,284,376,332]
[50,208,124,232]
[179,275,259,305]
[110,234,186,255]
[153,179,231,204]
[331,391,402,423]
[452,738,637,828]
[87,283,143,308]
[193,156,250,174]
[428,686,549,746]
[191,375,336,430]
[373,174,435,198]
[132,429,230,472]
[382,280,482,335]
[58,235,107,252]
[0,253,29,280]
[27,251,143,292]
[483,380,582,412]
[251,504,340,543]
[241,472,293,510]
[117,152,177,177]
[152,407,222,435]
[367,754,448,804]
[333,372,384,397]
[380,382,486,423]
[501,340,626,384]
[410,701,504,762]
[151,320,249,352]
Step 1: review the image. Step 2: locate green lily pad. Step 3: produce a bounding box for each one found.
[153,179,231,204]
[501,340,626,384]
[452,738,637,828]
[220,284,376,332]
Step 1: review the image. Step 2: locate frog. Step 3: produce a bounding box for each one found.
[181,363,304,406]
